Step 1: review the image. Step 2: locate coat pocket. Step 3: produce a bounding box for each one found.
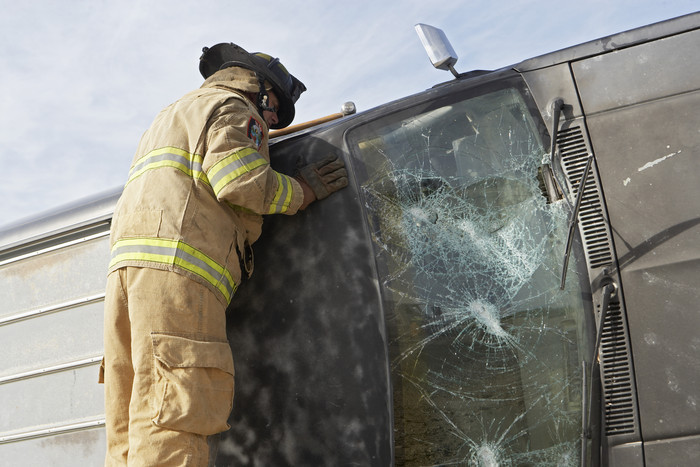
[114,208,163,238]
[151,333,234,435]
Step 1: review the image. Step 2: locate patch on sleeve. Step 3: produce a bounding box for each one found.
[247,117,264,150]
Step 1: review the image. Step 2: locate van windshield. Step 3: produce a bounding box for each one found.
[349,78,592,465]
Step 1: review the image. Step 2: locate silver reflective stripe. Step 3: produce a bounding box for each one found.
[208,148,268,195]
[110,239,236,302]
[269,173,293,214]
[127,147,209,186]
[131,152,203,177]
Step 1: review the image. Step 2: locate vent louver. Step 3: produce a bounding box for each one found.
[556,124,640,440]
[600,302,636,435]
[557,126,613,269]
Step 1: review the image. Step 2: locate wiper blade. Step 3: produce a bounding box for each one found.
[561,155,593,290]
[581,360,590,467]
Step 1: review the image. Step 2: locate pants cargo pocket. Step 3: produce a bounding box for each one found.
[151,333,234,436]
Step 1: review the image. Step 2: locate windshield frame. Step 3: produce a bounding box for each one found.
[345,72,596,466]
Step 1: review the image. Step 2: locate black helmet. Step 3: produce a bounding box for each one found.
[199,43,306,129]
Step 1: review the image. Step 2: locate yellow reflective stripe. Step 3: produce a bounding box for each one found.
[109,238,236,302]
[268,172,295,214]
[207,148,268,196]
[126,147,209,186]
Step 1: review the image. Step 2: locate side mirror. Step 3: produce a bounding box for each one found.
[415,23,459,77]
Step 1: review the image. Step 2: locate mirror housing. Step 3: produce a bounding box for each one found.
[415,23,459,77]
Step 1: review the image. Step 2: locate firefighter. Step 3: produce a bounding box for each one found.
[100,43,347,466]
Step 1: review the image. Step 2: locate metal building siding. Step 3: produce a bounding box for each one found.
[0,192,117,465]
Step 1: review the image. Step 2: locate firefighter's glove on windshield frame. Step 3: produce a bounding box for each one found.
[298,154,349,200]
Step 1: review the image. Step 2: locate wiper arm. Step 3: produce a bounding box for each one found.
[541,99,564,203]
[593,281,616,364]
[560,155,593,290]
[550,98,564,158]
[581,280,617,467]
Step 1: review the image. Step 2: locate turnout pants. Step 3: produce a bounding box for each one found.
[101,267,234,466]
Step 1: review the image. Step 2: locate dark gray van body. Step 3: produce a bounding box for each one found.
[1,12,698,466]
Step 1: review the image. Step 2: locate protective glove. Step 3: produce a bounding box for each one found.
[297,154,349,200]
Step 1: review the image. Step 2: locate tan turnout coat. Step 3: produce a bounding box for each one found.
[108,67,304,304]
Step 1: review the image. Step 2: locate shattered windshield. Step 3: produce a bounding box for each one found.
[349,79,591,465]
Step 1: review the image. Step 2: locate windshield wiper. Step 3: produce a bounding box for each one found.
[581,280,617,466]
[593,281,616,364]
[560,155,593,289]
[546,96,589,290]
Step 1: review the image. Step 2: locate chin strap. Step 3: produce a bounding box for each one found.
[255,73,272,115]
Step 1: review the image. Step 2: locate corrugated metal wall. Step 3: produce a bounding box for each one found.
[0,220,110,465]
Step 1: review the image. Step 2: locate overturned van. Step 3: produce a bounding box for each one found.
[1,11,699,466]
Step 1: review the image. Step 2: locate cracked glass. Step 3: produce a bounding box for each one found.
[349,79,592,465]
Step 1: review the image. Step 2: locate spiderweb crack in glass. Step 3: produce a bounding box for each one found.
[352,86,590,465]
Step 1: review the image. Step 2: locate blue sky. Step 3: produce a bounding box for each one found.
[0,0,697,229]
